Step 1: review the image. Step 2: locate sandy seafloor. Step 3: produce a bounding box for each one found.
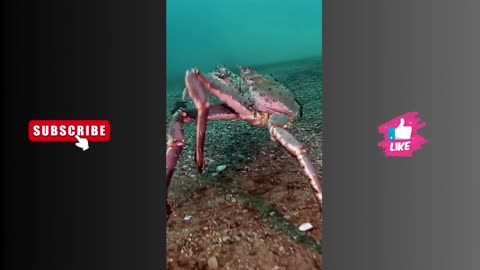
[166,57,323,270]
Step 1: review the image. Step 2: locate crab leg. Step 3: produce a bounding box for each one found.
[268,114,323,211]
[185,69,259,171]
[185,70,211,172]
[166,104,239,218]
[210,74,239,93]
[190,69,254,119]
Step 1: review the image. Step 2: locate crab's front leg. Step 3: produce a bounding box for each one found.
[210,73,240,94]
[210,65,244,93]
[186,68,262,135]
[184,70,212,172]
[183,65,243,101]
[268,114,323,211]
[191,69,257,119]
[184,68,267,170]
[166,104,239,219]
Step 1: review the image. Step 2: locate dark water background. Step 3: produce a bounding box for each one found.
[166,0,322,84]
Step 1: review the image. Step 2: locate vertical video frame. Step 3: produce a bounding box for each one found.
[166,0,323,268]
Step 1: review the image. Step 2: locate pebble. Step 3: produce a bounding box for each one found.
[207,256,218,269]
[298,222,314,232]
[216,164,227,172]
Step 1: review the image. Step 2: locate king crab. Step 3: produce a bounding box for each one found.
[166,64,322,219]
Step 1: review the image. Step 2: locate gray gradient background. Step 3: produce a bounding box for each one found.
[323,0,480,269]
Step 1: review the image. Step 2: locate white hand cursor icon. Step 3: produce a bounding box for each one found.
[394,118,412,140]
[75,135,89,151]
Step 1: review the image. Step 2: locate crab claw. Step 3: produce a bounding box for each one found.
[185,69,210,172]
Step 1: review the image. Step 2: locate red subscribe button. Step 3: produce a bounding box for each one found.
[29,120,111,142]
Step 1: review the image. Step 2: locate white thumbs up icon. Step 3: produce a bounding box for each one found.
[394,118,412,140]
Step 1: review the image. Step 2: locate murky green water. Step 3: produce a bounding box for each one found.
[167,0,322,83]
